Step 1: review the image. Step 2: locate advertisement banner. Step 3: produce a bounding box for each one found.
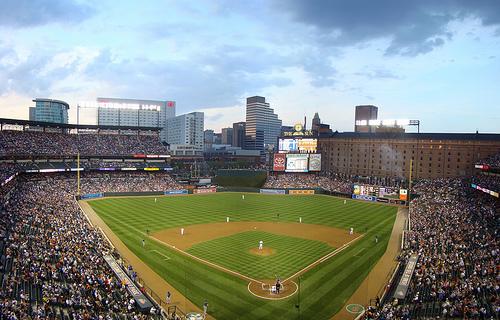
[273,153,286,171]
[80,193,104,200]
[308,154,322,171]
[471,183,499,198]
[260,189,286,194]
[103,255,153,311]
[351,194,377,202]
[289,189,315,195]
[164,189,188,195]
[144,167,160,171]
[353,184,361,195]
[394,254,419,299]
[399,189,408,201]
[193,187,217,194]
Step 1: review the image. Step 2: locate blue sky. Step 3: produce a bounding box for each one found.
[0,0,499,132]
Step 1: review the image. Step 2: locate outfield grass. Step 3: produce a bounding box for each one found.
[187,231,333,279]
[88,193,397,320]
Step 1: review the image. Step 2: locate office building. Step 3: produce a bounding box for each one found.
[204,129,214,151]
[354,105,378,133]
[232,122,246,148]
[96,98,175,141]
[319,132,500,179]
[221,128,233,145]
[29,98,69,124]
[245,96,282,151]
[311,112,333,136]
[166,112,204,156]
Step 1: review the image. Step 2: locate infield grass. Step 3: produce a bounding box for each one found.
[187,231,333,280]
[88,193,397,320]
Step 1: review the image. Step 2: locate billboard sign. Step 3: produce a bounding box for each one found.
[260,189,286,194]
[273,153,286,171]
[308,154,321,171]
[298,139,317,153]
[165,189,188,195]
[352,194,377,202]
[193,187,217,194]
[399,189,408,201]
[289,189,315,195]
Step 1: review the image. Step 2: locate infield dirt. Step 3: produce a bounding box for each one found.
[151,221,358,250]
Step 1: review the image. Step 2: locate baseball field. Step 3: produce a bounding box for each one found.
[86,193,397,319]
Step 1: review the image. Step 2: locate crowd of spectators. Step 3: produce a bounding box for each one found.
[366,178,499,319]
[263,173,352,193]
[0,130,168,157]
[471,174,500,193]
[79,172,183,194]
[476,152,500,168]
[0,175,165,319]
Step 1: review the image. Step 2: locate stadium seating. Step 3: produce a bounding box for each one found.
[0,130,168,157]
[0,173,175,319]
[367,178,499,319]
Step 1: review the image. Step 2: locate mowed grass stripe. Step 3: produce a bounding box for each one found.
[187,231,333,279]
[89,193,397,320]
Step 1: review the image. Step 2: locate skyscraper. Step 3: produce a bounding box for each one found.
[221,128,233,145]
[354,105,378,133]
[312,112,321,133]
[245,96,282,152]
[232,122,246,147]
[29,98,69,124]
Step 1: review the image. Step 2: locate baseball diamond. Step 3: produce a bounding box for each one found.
[86,192,398,319]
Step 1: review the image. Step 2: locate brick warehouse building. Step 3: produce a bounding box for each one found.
[318,132,500,179]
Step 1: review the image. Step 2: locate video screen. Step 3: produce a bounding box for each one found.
[298,139,317,153]
[278,138,317,153]
[279,139,298,152]
[285,154,309,172]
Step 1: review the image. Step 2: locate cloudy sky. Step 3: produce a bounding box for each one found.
[1,0,499,132]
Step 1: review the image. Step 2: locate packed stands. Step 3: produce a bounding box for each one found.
[475,152,500,168]
[367,178,499,319]
[0,130,168,157]
[263,173,352,193]
[0,175,165,319]
[79,172,183,194]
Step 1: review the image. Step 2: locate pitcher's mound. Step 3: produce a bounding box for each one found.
[249,247,276,256]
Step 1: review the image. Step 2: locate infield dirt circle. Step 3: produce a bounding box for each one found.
[249,247,276,256]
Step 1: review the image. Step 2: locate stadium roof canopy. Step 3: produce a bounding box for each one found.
[325,131,500,141]
[0,118,161,132]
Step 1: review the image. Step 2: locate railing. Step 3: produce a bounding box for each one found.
[118,253,187,319]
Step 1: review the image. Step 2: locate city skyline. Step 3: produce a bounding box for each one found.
[1,0,500,133]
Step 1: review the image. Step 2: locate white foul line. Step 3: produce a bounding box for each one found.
[150,250,171,260]
[282,234,364,284]
[150,236,263,284]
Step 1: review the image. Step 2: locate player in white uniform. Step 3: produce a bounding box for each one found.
[350,227,354,235]
[259,240,263,250]
[180,227,184,236]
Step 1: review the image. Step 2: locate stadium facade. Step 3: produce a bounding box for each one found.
[319,132,500,179]
[96,97,176,142]
[29,98,69,124]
